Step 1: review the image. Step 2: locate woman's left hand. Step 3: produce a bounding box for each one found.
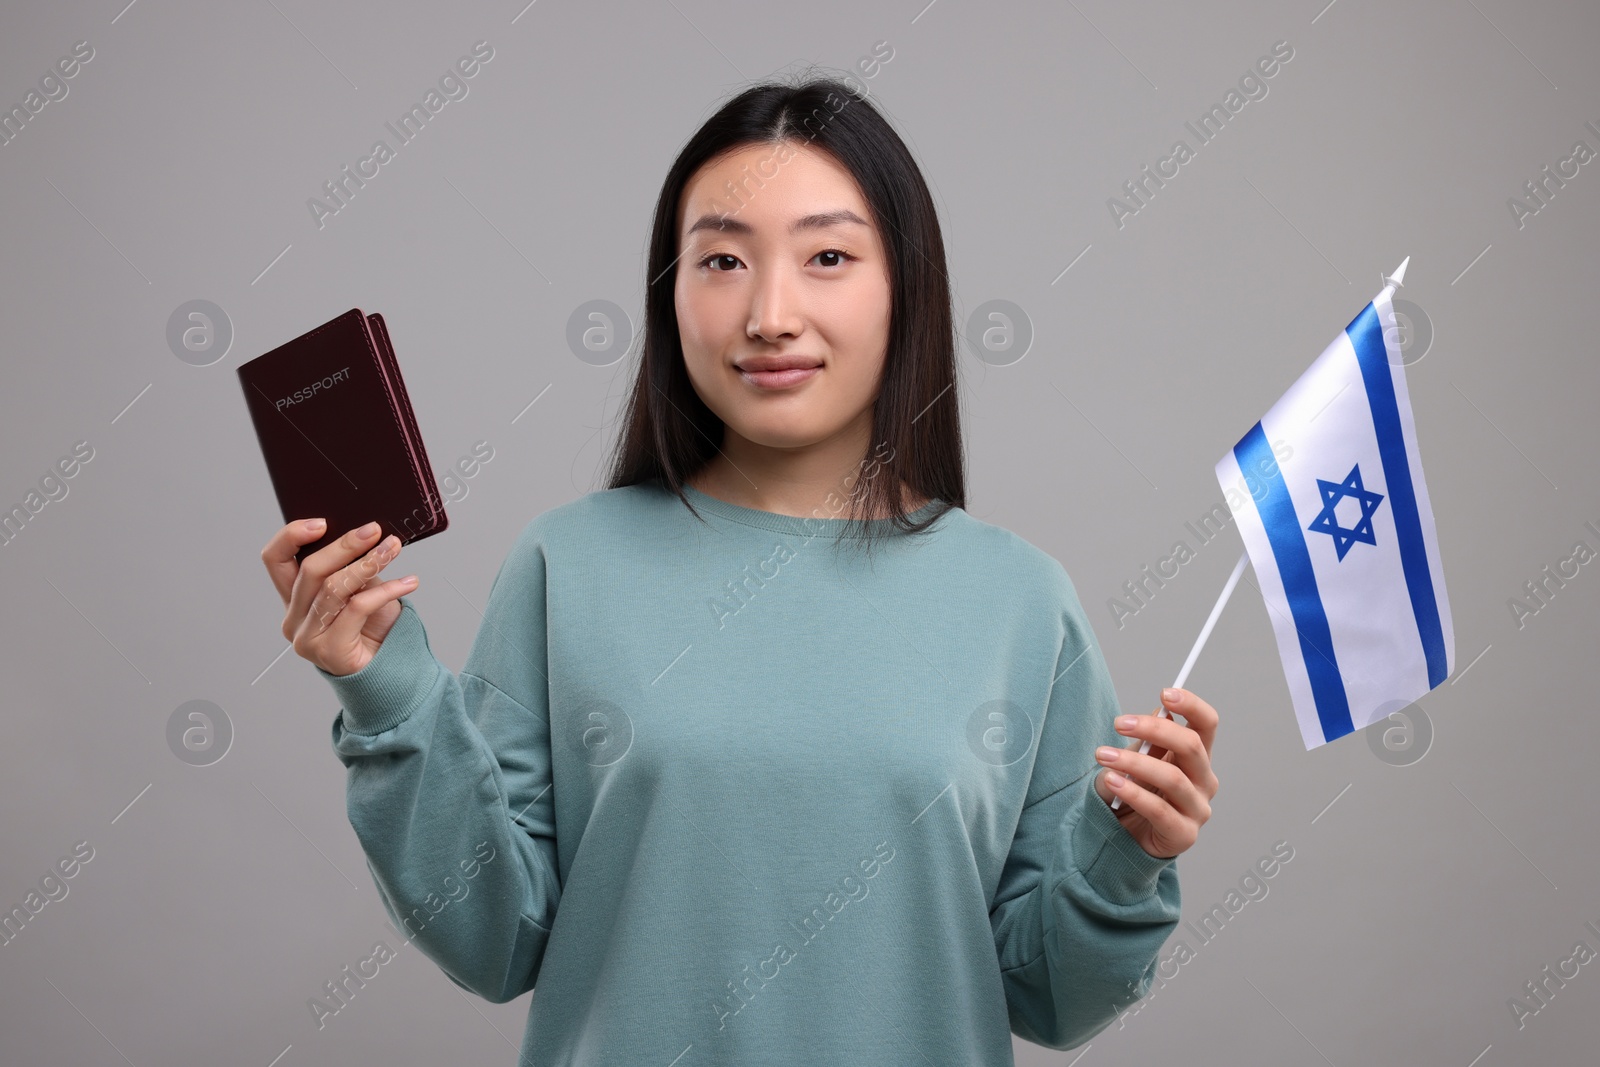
[1091,687,1219,860]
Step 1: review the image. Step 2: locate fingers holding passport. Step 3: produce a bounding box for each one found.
[264,518,418,676]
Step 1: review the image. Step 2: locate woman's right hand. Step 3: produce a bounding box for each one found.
[261,518,420,677]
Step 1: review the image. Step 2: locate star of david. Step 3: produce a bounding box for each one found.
[1306,463,1384,561]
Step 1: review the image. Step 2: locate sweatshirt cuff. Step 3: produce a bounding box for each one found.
[316,598,440,735]
[1069,778,1175,905]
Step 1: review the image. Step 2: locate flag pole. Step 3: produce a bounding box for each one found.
[1110,549,1249,810]
[1109,255,1410,811]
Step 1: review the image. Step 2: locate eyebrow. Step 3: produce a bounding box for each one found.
[683,208,870,239]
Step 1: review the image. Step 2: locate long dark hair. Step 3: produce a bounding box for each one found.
[603,74,965,554]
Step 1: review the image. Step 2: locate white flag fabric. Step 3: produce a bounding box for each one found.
[1215,286,1454,750]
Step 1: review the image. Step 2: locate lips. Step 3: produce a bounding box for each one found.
[735,355,822,390]
[740,366,820,388]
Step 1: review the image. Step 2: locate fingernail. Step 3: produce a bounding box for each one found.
[1117,716,1138,731]
[1106,770,1127,787]
[1096,746,1119,762]
[356,521,379,538]
[1162,688,1179,705]
[306,518,326,531]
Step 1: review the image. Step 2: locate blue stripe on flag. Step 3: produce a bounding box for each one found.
[1236,422,1355,743]
[1346,304,1450,688]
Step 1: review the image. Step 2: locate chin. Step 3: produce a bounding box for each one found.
[725,415,836,452]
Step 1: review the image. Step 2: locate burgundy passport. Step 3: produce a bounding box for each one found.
[237,308,447,562]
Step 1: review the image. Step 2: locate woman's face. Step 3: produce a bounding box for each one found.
[674,140,892,456]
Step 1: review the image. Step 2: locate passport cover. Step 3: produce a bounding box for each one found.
[237,308,447,562]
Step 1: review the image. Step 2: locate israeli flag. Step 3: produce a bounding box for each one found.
[1215,282,1454,750]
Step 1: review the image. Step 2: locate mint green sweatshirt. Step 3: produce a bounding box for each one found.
[320,481,1180,1064]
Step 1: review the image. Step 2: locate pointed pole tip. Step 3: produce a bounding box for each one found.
[1389,256,1409,288]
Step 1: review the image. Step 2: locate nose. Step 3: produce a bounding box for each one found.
[746,264,804,344]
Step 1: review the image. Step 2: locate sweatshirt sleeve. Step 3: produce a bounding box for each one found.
[988,567,1182,1050]
[318,529,560,1004]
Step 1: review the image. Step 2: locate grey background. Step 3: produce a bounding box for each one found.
[2,0,1596,1064]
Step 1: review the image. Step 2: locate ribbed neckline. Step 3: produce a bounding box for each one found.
[675,483,947,539]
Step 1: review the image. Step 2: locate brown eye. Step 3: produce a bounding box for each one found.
[699,254,741,271]
[811,249,854,268]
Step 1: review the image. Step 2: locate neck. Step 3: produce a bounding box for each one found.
[687,423,925,520]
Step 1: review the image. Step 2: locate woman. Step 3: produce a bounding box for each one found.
[262,76,1218,1064]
